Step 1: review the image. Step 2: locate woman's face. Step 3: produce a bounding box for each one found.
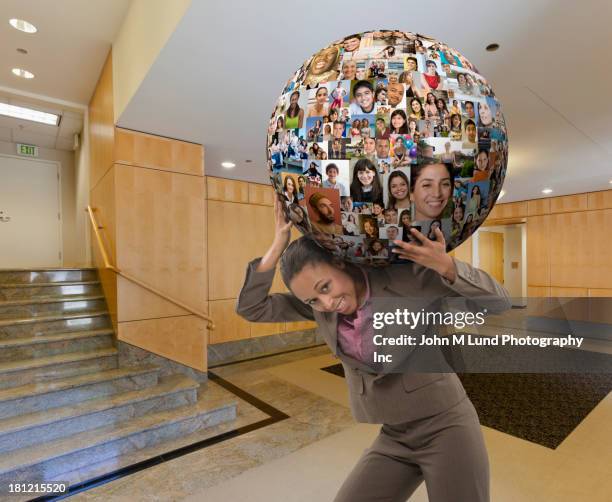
[391,113,405,130]
[458,74,466,86]
[364,220,375,235]
[453,206,464,223]
[401,212,411,226]
[426,63,436,75]
[372,242,383,252]
[316,88,328,105]
[298,177,305,188]
[290,93,299,106]
[466,123,477,142]
[405,59,417,71]
[357,167,375,186]
[412,164,452,220]
[311,48,338,75]
[286,178,295,193]
[394,141,406,156]
[342,60,357,80]
[290,261,360,315]
[390,176,409,201]
[377,90,387,102]
[476,151,489,171]
[452,115,461,128]
[427,93,435,104]
[473,186,481,196]
[411,99,422,114]
[343,198,353,211]
[409,120,416,132]
[479,102,493,125]
[343,37,360,52]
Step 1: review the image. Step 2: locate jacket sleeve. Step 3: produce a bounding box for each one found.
[235,258,315,323]
[440,257,512,314]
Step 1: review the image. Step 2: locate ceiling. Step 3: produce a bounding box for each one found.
[117,0,612,203]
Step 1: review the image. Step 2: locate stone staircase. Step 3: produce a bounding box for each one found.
[0,268,236,487]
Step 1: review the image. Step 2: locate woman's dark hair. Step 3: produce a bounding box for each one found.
[471,185,481,196]
[350,158,383,203]
[287,91,301,118]
[387,170,410,210]
[409,98,424,119]
[399,209,411,229]
[410,160,454,190]
[390,109,409,134]
[428,219,442,239]
[450,113,462,129]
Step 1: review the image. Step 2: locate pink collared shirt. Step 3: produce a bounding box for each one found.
[336,269,376,365]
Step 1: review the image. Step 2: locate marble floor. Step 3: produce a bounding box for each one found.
[70,344,611,502]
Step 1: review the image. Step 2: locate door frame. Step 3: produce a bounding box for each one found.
[0,152,63,267]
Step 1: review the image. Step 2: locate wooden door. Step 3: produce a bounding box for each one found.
[478,231,504,284]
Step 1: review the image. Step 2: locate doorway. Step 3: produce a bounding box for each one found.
[0,154,62,268]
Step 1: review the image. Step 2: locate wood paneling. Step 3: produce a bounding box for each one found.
[488,201,528,220]
[114,128,204,176]
[285,320,318,332]
[588,288,612,297]
[114,164,208,316]
[588,189,612,210]
[549,209,611,289]
[526,215,550,287]
[250,321,285,338]
[528,286,550,297]
[549,194,588,214]
[206,177,249,203]
[249,183,275,206]
[550,287,588,297]
[209,299,250,343]
[89,51,115,190]
[118,315,207,371]
[478,231,504,284]
[527,198,550,216]
[117,275,190,322]
[452,236,472,265]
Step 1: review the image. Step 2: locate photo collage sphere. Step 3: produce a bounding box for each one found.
[266,30,508,264]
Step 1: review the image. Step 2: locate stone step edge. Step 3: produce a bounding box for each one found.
[0,397,237,476]
[0,347,117,375]
[0,375,199,437]
[0,310,109,327]
[0,268,97,272]
[0,329,114,349]
[0,364,159,405]
[0,295,105,307]
[0,281,100,289]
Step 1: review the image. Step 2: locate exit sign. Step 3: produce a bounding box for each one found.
[17,143,38,157]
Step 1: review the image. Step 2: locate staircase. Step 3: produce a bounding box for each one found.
[0,268,236,487]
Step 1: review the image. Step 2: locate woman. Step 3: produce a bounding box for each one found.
[466,185,482,218]
[341,59,357,81]
[411,161,453,221]
[391,138,411,169]
[350,119,362,138]
[307,87,330,118]
[427,219,443,240]
[478,101,494,127]
[350,158,384,205]
[386,170,411,211]
[450,203,465,242]
[408,117,419,139]
[398,209,412,242]
[283,175,299,204]
[424,93,439,119]
[365,239,388,259]
[297,175,306,199]
[472,150,491,182]
[374,87,388,105]
[422,60,442,91]
[436,98,449,121]
[304,45,341,88]
[450,113,463,140]
[285,91,304,129]
[389,109,409,135]
[362,216,379,240]
[342,212,358,236]
[409,97,425,120]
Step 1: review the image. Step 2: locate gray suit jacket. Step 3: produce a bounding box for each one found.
[236,257,510,424]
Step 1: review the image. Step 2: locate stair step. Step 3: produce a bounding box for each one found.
[0,312,111,340]
[0,282,103,302]
[0,281,100,289]
[0,348,118,390]
[0,365,159,420]
[0,375,199,454]
[0,310,109,328]
[0,295,105,307]
[0,329,114,362]
[0,269,98,285]
[0,393,237,484]
[0,298,107,319]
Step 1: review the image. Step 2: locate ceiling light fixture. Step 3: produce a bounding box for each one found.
[0,103,60,126]
[9,18,37,34]
[16,48,28,54]
[542,188,553,194]
[12,68,34,79]
[486,43,499,52]
[221,161,236,168]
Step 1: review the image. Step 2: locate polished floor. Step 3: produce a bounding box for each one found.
[72,345,612,501]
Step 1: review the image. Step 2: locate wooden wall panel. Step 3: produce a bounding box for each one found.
[116,275,189,322]
[550,287,588,297]
[114,128,204,176]
[207,177,249,203]
[249,183,275,206]
[526,215,550,287]
[89,51,115,190]
[549,194,588,214]
[478,231,504,284]
[488,201,528,220]
[588,288,612,297]
[528,286,550,297]
[527,198,550,216]
[452,236,473,265]
[285,320,318,332]
[209,299,250,343]
[118,315,207,371]
[588,189,612,210]
[114,164,208,317]
[250,321,285,338]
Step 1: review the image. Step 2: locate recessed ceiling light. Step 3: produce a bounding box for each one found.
[542,188,553,194]
[498,190,505,199]
[245,159,253,163]
[609,180,612,184]
[486,43,500,52]
[9,18,37,34]
[12,68,34,79]
[221,161,236,168]
[0,103,60,126]
[16,48,28,54]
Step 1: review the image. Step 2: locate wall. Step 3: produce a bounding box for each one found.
[0,139,80,266]
[112,0,191,122]
[74,112,91,267]
[478,225,524,297]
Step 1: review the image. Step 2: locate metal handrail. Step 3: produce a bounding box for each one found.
[86,205,215,330]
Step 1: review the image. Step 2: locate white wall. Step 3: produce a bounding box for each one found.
[0,140,88,267]
[74,113,92,267]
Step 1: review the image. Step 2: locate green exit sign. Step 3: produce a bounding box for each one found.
[17,143,38,157]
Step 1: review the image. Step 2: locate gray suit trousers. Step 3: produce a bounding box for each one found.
[334,396,489,502]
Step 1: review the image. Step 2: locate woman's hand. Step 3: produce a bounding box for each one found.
[392,227,457,283]
[256,194,293,273]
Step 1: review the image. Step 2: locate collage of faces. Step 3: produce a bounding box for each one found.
[267,30,508,263]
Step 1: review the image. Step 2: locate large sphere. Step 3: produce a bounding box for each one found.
[267,30,508,264]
